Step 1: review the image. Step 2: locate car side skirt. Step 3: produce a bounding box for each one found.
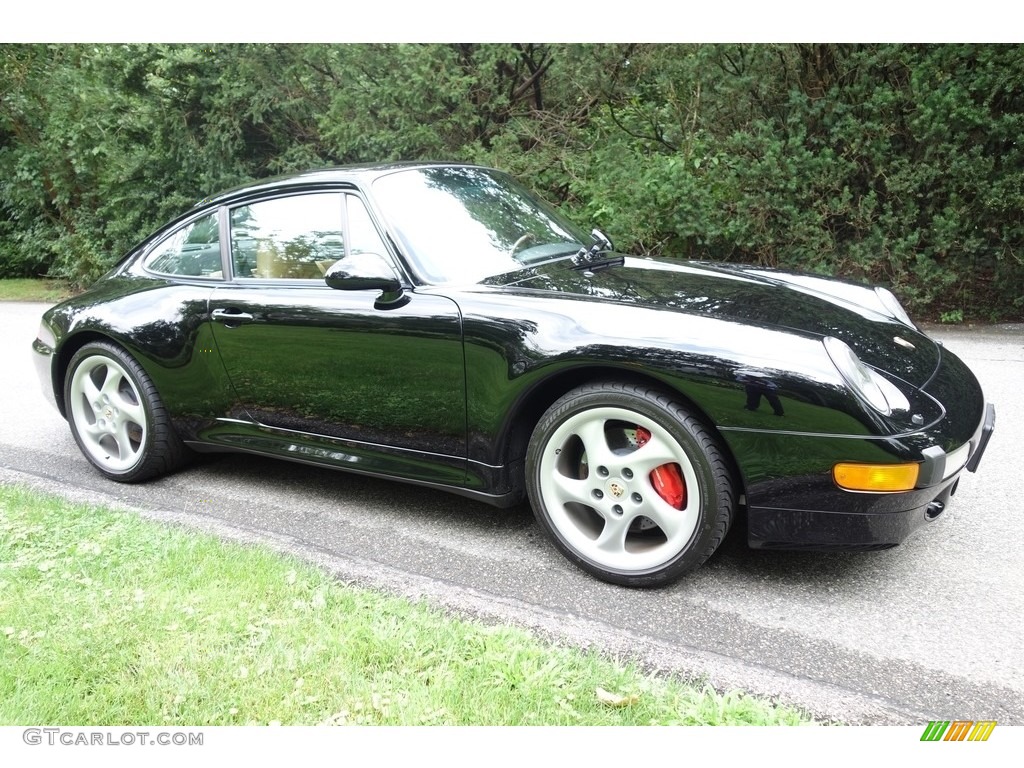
[185,419,525,509]
[187,438,523,508]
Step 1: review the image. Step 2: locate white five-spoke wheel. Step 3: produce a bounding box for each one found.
[526,382,735,586]
[65,342,186,482]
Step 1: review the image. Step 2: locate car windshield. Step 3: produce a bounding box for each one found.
[372,166,589,284]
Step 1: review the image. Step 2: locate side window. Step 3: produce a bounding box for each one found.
[231,193,343,279]
[346,195,389,257]
[143,213,221,277]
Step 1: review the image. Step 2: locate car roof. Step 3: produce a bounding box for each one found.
[199,162,489,208]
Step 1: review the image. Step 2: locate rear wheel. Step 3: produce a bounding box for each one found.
[65,342,187,482]
[526,381,735,587]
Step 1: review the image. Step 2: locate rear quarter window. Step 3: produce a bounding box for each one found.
[143,213,222,278]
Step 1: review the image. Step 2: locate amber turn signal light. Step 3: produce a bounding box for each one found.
[833,462,919,492]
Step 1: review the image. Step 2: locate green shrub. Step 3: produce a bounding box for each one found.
[1,43,1021,320]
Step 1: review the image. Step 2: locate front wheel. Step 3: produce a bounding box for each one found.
[526,381,736,587]
[64,341,187,482]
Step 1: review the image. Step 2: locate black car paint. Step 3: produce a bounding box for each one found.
[34,165,990,552]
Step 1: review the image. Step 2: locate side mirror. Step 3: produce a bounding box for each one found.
[324,252,402,293]
[324,252,407,308]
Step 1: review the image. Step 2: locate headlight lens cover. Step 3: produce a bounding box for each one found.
[824,336,893,415]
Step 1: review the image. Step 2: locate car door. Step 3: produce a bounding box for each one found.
[209,189,467,486]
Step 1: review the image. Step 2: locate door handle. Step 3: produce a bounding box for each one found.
[211,308,254,325]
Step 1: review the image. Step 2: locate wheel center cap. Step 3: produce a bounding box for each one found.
[103,407,114,420]
[606,479,627,499]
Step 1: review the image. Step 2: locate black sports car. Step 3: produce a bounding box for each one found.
[32,164,995,586]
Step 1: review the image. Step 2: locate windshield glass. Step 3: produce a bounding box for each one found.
[372,166,589,284]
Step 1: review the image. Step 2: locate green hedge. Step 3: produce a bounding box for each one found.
[2,43,1021,320]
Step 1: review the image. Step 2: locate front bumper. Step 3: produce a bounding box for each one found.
[747,402,995,551]
[32,336,60,413]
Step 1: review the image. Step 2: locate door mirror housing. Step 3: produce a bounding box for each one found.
[324,252,407,308]
[325,252,402,292]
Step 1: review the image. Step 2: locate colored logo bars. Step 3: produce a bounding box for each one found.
[920,721,997,742]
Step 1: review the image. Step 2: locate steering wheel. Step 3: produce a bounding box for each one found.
[509,233,535,258]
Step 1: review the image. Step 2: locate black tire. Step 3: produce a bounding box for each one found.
[525,381,735,587]
[64,341,188,482]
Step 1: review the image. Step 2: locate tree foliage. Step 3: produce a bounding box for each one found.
[1,43,1021,320]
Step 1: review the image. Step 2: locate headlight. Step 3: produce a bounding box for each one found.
[874,287,915,328]
[824,336,908,416]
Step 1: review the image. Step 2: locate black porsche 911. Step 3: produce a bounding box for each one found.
[32,164,995,586]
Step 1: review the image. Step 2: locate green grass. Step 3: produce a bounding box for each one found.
[0,483,813,726]
[0,278,75,303]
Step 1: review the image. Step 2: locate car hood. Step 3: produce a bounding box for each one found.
[482,256,940,387]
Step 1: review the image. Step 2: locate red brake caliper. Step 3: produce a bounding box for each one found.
[635,427,686,510]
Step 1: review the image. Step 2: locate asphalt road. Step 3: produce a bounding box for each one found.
[2,301,1022,724]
